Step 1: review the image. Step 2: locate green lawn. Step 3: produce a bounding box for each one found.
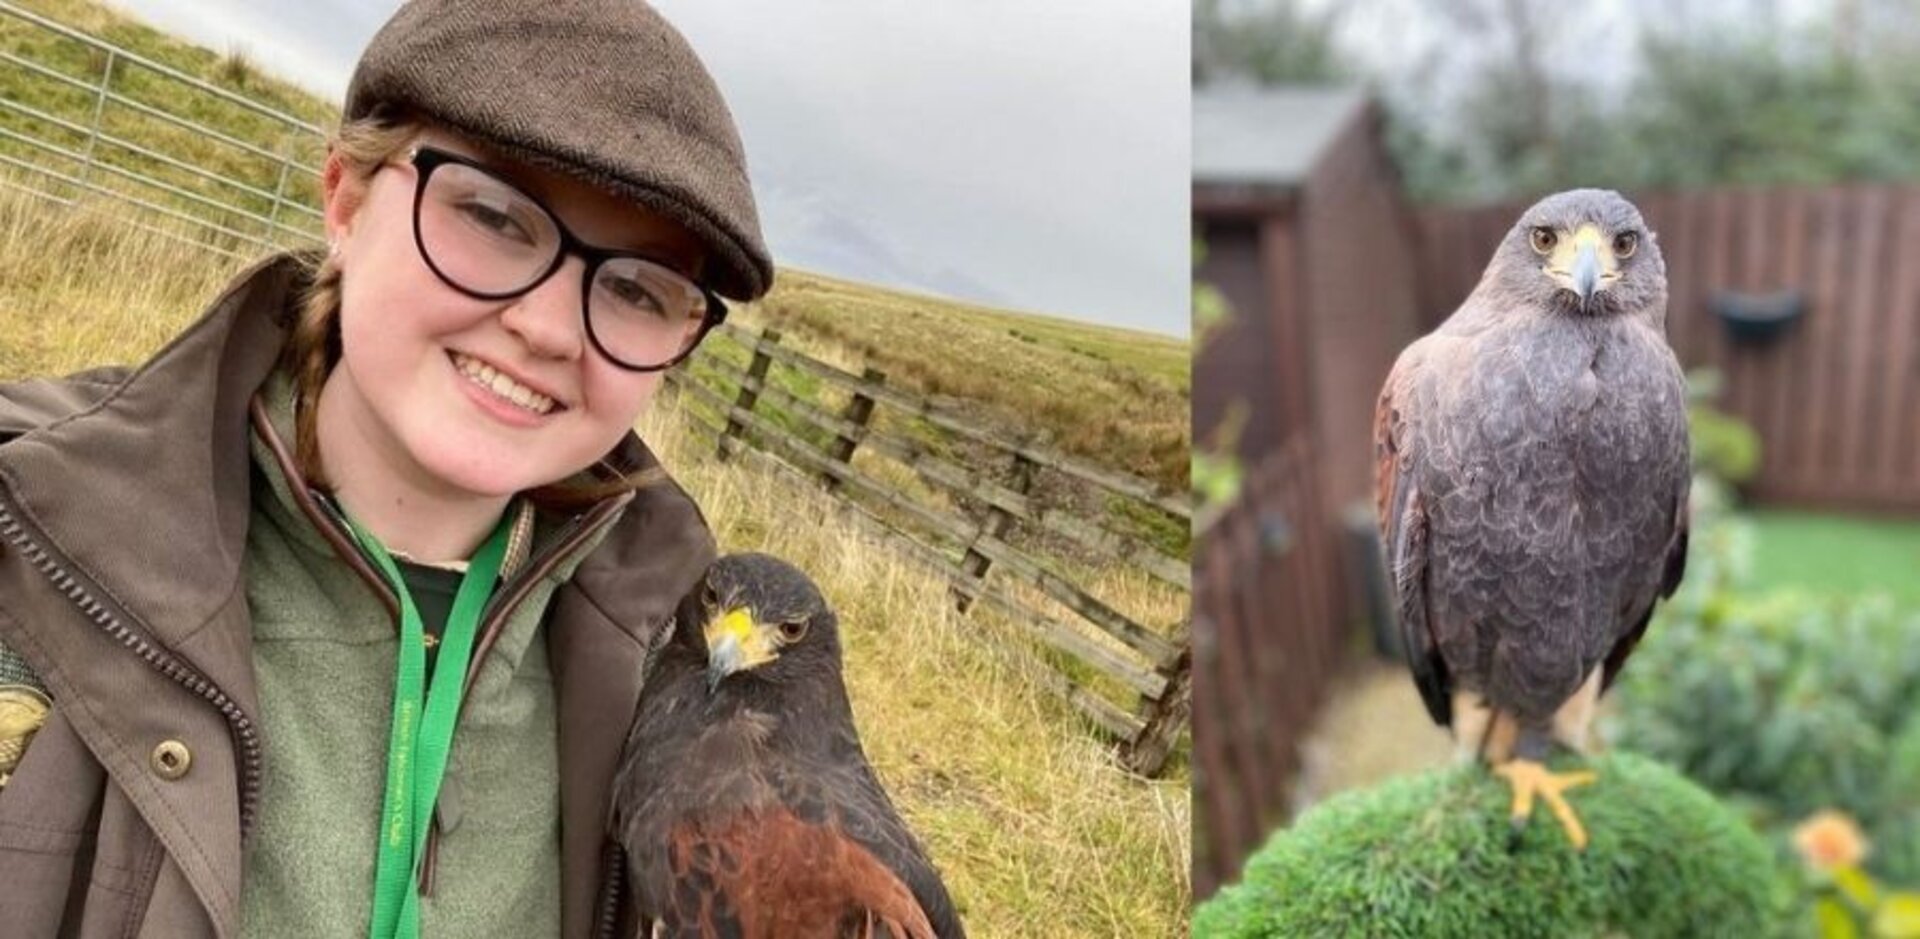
[1744,508,1920,606]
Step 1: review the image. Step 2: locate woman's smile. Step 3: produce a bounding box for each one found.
[447,349,565,427]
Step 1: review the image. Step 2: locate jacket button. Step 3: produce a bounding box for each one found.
[150,740,192,780]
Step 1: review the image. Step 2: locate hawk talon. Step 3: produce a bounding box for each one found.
[1495,758,1597,851]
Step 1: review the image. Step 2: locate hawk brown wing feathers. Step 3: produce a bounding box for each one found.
[1375,347,1450,727]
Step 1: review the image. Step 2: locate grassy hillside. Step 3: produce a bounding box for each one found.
[749,270,1189,491]
[0,0,334,241]
[0,176,1191,937]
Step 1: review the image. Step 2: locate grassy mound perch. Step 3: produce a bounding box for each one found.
[1195,751,1783,938]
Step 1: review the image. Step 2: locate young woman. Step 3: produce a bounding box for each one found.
[0,1,769,935]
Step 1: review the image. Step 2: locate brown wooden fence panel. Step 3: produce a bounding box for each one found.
[1884,194,1920,490]
[1412,183,1920,513]
[1193,433,1348,898]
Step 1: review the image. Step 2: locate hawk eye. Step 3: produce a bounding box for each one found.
[777,619,809,643]
[1613,231,1639,258]
[1529,227,1557,254]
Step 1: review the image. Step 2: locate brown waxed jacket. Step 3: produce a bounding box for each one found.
[0,253,716,938]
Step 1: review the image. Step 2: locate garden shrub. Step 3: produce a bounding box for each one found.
[1687,368,1761,488]
[1689,400,1761,487]
[1192,752,1784,938]
[1608,545,1920,887]
[1601,450,1920,938]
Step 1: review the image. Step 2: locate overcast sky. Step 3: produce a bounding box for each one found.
[1300,0,1874,129]
[97,0,1190,337]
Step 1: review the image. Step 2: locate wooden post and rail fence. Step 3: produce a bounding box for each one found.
[668,322,1194,777]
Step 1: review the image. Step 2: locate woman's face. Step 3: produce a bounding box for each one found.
[321,127,707,500]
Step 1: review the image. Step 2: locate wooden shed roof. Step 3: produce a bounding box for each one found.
[1193,85,1366,189]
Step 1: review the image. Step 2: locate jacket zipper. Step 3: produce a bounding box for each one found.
[0,492,266,842]
[593,840,626,939]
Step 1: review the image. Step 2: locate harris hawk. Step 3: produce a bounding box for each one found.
[612,552,965,938]
[1373,189,1691,849]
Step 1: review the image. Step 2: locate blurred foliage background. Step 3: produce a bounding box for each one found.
[1194,0,1920,202]
[1190,238,1242,526]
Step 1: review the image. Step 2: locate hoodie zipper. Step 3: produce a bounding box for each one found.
[306,483,628,900]
[441,496,624,896]
[250,397,637,920]
[0,491,266,842]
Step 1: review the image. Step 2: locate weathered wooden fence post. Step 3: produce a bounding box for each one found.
[823,367,882,493]
[953,451,1035,613]
[718,328,778,461]
[1122,632,1193,777]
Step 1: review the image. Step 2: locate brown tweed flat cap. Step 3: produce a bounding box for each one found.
[346,0,772,301]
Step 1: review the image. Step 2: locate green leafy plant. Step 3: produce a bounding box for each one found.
[1605,445,1920,934]
[1691,404,1761,486]
[1608,581,1920,888]
[1193,268,1232,348]
[1193,236,1243,528]
[1687,368,1762,487]
[1193,751,1785,937]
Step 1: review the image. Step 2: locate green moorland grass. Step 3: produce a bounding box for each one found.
[0,0,336,237]
[0,185,1192,936]
[1745,509,1920,607]
[1194,751,1786,938]
[749,269,1191,492]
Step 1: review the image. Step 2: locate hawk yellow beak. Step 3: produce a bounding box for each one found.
[1544,224,1619,307]
[703,607,776,690]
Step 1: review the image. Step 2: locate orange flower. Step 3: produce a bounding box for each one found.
[1794,810,1870,872]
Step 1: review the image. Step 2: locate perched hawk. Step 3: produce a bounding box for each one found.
[1374,189,1690,849]
[612,553,965,938]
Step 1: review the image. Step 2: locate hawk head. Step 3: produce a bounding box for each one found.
[1487,189,1667,323]
[674,553,840,693]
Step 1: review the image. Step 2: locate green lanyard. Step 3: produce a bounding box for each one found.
[344,506,514,939]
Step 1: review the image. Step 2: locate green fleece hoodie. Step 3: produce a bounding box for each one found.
[240,370,618,937]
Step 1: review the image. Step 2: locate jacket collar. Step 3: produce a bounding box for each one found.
[0,252,300,706]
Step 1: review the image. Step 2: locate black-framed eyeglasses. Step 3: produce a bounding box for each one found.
[399,145,725,372]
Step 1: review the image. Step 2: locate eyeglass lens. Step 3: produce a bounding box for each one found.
[414,160,707,368]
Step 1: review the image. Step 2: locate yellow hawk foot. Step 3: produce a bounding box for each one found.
[1494,758,1597,850]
